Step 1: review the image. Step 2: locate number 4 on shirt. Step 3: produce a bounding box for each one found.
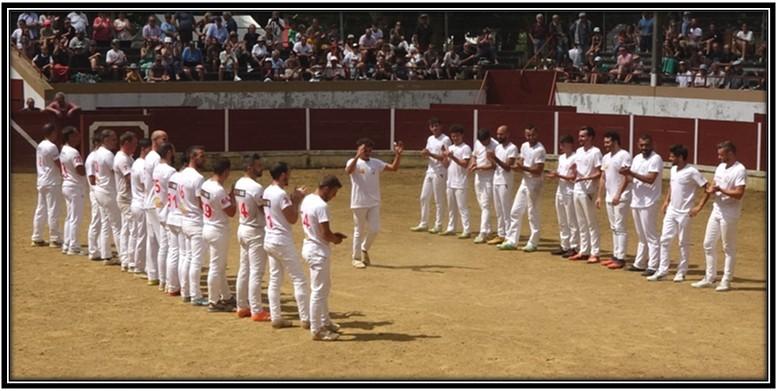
[302,213,311,228]
[239,202,249,218]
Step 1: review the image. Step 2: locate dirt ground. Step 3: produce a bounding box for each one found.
[9,168,767,380]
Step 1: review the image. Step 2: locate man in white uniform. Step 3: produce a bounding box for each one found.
[547,135,578,258]
[620,134,663,275]
[113,132,137,270]
[166,156,186,296]
[31,123,62,247]
[301,175,348,341]
[486,125,518,245]
[262,162,310,328]
[130,138,151,274]
[498,126,546,252]
[152,142,178,293]
[468,128,498,244]
[59,126,87,255]
[410,117,451,233]
[441,124,472,238]
[648,144,708,281]
[201,158,237,312]
[179,145,208,306]
[569,127,602,263]
[90,129,122,265]
[692,141,747,292]
[595,131,632,269]
[234,154,270,321]
[84,138,105,261]
[346,138,404,268]
[144,130,169,286]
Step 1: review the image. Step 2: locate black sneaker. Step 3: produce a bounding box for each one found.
[550,247,567,256]
[627,265,646,272]
[641,269,656,277]
[208,301,234,313]
[561,248,578,258]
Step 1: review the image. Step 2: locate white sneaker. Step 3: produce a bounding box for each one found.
[233,75,242,81]
[352,260,366,269]
[473,234,486,244]
[646,273,667,281]
[673,273,685,282]
[715,280,731,292]
[361,250,371,266]
[691,279,714,288]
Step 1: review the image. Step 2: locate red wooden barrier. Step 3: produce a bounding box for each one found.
[310,109,390,150]
[633,116,694,164]
[697,119,759,169]
[477,110,555,149]
[149,109,225,152]
[559,112,631,154]
[394,109,435,150]
[430,103,576,112]
[229,109,305,151]
[485,70,558,105]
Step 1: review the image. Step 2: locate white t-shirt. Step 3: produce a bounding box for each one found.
[712,161,747,219]
[556,152,576,197]
[425,134,452,175]
[179,166,205,225]
[300,193,332,258]
[262,184,294,245]
[473,138,498,181]
[493,142,518,186]
[519,141,546,189]
[630,151,663,208]
[234,176,266,229]
[36,139,61,188]
[347,158,387,209]
[736,30,753,43]
[92,146,117,196]
[85,151,98,192]
[152,162,177,223]
[60,144,86,190]
[669,165,707,214]
[130,157,146,208]
[200,178,232,230]
[447,143,472,189]
[113,150,134,204]
[601,149,632,202]
[166,171,184,227]
[573,146,602,195]
[143,150,161,209]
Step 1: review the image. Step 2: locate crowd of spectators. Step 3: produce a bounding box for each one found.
[10,11,766,88]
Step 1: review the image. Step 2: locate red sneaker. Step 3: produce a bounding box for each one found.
[236,308,251,318]
[607,260,625,269]
[167,290,181,297]
[586,256,601,264]
[568,253,589,261]
[600,258,616,266]
[251,310,271,322]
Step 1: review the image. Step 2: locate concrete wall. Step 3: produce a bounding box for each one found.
[556,84,766,122]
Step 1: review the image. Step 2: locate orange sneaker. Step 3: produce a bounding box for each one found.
[236,308,251,318]
[607,260,625,269]
[167,290,181,297]
[251,310,271,322]
[568,253,589,261]
[586,256,601,264]
[600,258,616,266]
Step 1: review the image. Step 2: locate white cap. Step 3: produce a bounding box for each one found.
[579,12,586,17]
[593,27,601,33]
[594,56,602,62]
[163,36,173,43]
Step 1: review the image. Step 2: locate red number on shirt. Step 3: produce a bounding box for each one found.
[203,203,213,219]
[168,193,177,209]
[239,202,249,218]
[178,184,185,200]
[265,214,274,229]
[61,164,69,179]
[154,179,161,194]
[302,213,311,229]
[92,161,99,175]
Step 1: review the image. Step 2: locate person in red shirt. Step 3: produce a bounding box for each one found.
[45,92,81,119]
[92,12,113,48]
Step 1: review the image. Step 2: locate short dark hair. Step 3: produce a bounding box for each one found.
[580,126,595,138]
[525,124,536,131]
[560,134,574,144]
[639,134,653,143]
[356,138,375,148]
[717,140,736,154]
[477,128,491,142]
[213,157,231,175]
[319,175,342,189]
[603,131,621,144]
[62,126,78,142]
[100,129,116,142]
[158,142,175,159]
[42,122,57,136]
[269,162,289,179]
[428,117,440,126]
[119,131,136,145]
[138,138,152,150]
[669,144,688,160]
[243,153,261,170]
[449,124,465,134]
[187,145,204,159]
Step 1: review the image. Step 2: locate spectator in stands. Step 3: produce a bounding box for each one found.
[206,16,228,47]
[46,92,80,118]
[160,36,180,79]
[460,40,478,67]
[726,59,747,90]
[113,12,134,49]
[706,62,726,88]
[88,45,103,75]
[755,40,767,64]
[692,63,707,87]
[476,27,496,64]
[680,11,692,37]
[683,17,702,50]
[243,24,260,55]
[18,11,39,39]
[609,46,634,83]
[701,22,723,55]
[260,58,275,81]
[106,39,128,80]
[567,43,584,70]
[147,55,171,82]
[125,63,143,83]
[389,21,403,48]
[181,41,206,81]
[733,23,754,61]
[441,45,461,79]
[548,14,567,65]
[665,19,679,42]
[173,12,194,44]
[586,27,603,66]
[92,12,113,48]
[33,45,53,79]
[269,49,285,75]
[223,12,238,35]
[373,55,392,80]
[529,13,548,58]
[250,36,270,69]
[161,13,178,42]
[139,39,157,76]
[708,42,732,65]
[265,11,286,48]
[68,30,90,72]
[294,34,314,68]
[415,14,433,52]
[219,43,241,81]
[21,98,40,112]
[11,19,31,50]
[280,52,302,81]
[67,11,88,34]
[51,38,70,82]
[39,19,55,50]
[359,28,378,50]
[143,15,163,46]
[638,12,654,53]
[675,61,693,87]
[569,12,592,54]
[589,56,608,84]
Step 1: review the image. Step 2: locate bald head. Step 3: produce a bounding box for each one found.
[151,130,168,150]
[496,125,510,144]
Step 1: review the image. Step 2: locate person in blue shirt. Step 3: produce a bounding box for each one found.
[206,16,228,47]
[181,41,206,81]
[638,12,654,54]
[161,13,178,41]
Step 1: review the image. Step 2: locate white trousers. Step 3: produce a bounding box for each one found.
[146,209,167,282]
[352,206,380,260]
[554,191,578,251]
[418,171,447,229]
[177,225,190,298]
[657,209,691,276]
[87,191,103,258]
[493,183,513,238]
[304,252,331,335]
[236,225,267,314]
[573,192,600,256]
[117,200,132,266]
[203,225,232,304]
[446,187,471,234]
[130,205,146,270]
[182,221,204,299]
[95,191,121,260]
[62,186,84,253]
[166,224,182,292]
[265,241,310,323]
[632,206,659,270]
[606,201,630,260]
[474,174,494,236]
[505,183,542,246]
[32,185,62,242]
[702,210,738,283]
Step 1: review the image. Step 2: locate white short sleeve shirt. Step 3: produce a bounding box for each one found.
[300,193,332,258]
[556,152,576,196]
[493,142,518,186]
[712,161,747,219]
[425,134,452,175]
[113,150,134,204]
[60,144,86,191]
[473,138,498,181]
[573,146,602,195]
[200,178,232,230]
[93,146,117,196]
[234,176,266,229]
[347,158,387,209]
[130,157,146,208]
[630,151,663,208]
[447,143,472,189]
[669,165,707,214]
[152,162,177,222]
[601,149,632,202]
[262,184,294,245]
[179,166,205,225]
[519,141,546,189]
[143,150,161,209]
[36,139,61,188]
